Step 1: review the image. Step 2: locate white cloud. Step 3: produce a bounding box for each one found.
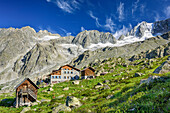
[104,17,115,33]
[113,24,132,39]
[132,0,139,15]
[154,13,160,21]
[117,2,124,21]
[88,11,116,33]
[46,0,51,2]
[88,11,101,27]
[81,27,85,31]
[164,6,170,17]
[47,0,82,13]
[140,4,145,14]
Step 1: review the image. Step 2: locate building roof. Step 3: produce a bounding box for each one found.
[15,78,39,89]
[82,67,95,72]
[51,70,61,75]
[59,64,80,71]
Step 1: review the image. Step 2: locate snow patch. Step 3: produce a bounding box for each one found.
[35,35,60,41]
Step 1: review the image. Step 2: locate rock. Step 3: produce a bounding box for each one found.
[140,76,161,85]
[52,104,71,113]
[118,35,125,40]
[95,85,102,89]
[153,56,170,74]
[134,73,142,77]
[20,107,31,113]
[102,85,110,90]
[82,97,88,101]
[66,96,82,108]
[31,102,38,106]
[57,94,65,99]
[140,79,147,84]
[97,82,103,86]
[48,87,54,91]
[88,109,92,113]
[50,84,54,87]
[72,30,117,48]
[42,90,47,93]
[106,95,114,99]
[41,99,51,103]
[63,87,69,91]
[103,80,110,83]
[72,80,80,85]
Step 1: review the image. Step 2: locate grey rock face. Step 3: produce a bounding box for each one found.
[70,33,170,69]
[153,56,170,74]
[52,104,71,113]
[118,35,125,40]
[72,30,117,48]
[152,18,170,35]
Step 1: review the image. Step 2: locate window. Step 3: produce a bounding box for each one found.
[67,76,69,79]
[64,76,66,79]
[59,76,61,79]
[64,71,66,74]
[71,71,73,74]
[52,76,55,79]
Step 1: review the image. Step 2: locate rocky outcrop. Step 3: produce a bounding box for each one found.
[66,96,82,108]
[72,30,116,48]
[118,35,125,40]
[152,18,170,35]
[70,32,170,68]
[126,18,170,38]
[153,56,170,74]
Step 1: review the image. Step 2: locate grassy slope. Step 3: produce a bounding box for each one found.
[0,56,169,113]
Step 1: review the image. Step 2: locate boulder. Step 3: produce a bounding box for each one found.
[140,76,161,85]
[72,80,80,85]
[82,97,88,101]
[102,85,110,90]
[103,80,110,83]
[106,95,114,99]
[52,104,71,113]
[66,96,82,108]
[41,99,51,103]
[134,72,142,77]
[153,56,170,74]
[20,107,31,113]
[97,82,103,86]
[48,87,54,91]
[57,94,65,99]
[63,87,69,91]
[41,90,47,93]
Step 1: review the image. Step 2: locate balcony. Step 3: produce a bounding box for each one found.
[19,89,37,100]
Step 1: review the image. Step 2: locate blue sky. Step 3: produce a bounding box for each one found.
[0,0,169,37]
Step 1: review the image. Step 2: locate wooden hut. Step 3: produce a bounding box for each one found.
[81,67,96,79]
[15,78,39,108]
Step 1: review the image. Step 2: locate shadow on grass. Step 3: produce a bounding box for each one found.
[0,98,15,107]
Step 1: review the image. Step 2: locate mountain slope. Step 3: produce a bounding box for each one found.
[0,18,169,90]
[70,32,170,69]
